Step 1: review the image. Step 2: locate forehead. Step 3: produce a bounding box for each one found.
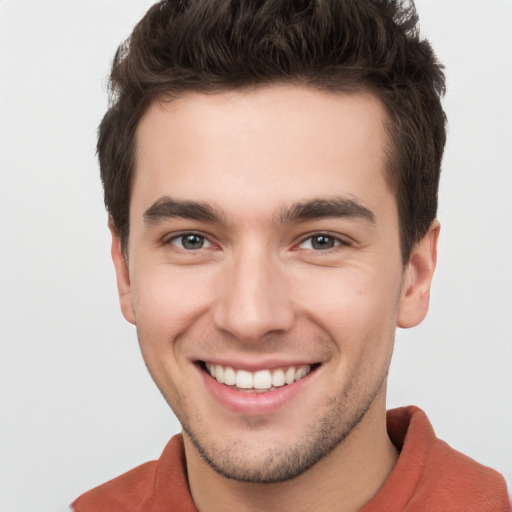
[133,85,393,222]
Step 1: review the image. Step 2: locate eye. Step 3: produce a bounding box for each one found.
[298,234,343,251]
[169,233,212,250]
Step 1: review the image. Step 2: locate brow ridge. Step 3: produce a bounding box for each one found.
[143,196,375,227]
[276,197,376,225]
[143,197,226,225]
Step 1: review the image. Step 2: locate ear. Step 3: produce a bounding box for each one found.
[109,220,136,325]
[397,220,440,328]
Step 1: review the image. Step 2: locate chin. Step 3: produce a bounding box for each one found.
[180,383,381,484]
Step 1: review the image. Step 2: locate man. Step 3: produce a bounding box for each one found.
[72,0,510,510]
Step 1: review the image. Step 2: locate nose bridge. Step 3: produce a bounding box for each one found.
[213,241,295,342]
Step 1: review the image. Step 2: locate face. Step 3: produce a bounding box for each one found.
[112,86,437,483]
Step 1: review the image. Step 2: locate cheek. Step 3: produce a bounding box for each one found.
[130,268,212,408]
[131,266,214,359]
[298,265,401,318]
[293,265,402,355]
[133,264,209,317]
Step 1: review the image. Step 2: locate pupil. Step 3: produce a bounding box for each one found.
[183,234,203,249]
[312,235,334,250]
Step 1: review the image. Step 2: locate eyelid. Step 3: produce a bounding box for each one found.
[160,230,351,252]
[295,232,352,250]
[163,231,215,250]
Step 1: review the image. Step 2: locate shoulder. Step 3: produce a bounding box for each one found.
[71,434,188,512]
[71,460,159,512]
[363,406,511,512]
[415,425,510,510]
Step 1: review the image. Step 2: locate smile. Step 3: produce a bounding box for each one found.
[204,362,313,392]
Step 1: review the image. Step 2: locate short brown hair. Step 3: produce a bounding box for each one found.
[98,0,446,262]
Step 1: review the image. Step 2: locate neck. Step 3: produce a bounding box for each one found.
[184,392,398,512]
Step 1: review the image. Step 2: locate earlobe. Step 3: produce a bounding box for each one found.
[397,220,440,329]
[109,220,136,325]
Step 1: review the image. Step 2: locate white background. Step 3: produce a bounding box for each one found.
[0,1,511,510]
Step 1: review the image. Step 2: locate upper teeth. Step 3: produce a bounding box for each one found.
[205,363,311,390]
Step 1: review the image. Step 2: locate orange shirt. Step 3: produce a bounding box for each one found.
[72,406,510,511]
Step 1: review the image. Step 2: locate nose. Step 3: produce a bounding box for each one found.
[212,245,296,342]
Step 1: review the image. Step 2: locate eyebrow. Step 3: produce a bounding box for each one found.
[143,197,226,226]
[276,197,375,225]
[143,195,375,227]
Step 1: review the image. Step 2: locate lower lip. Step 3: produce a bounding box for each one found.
[199,365,315,415]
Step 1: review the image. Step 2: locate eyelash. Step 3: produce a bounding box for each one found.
[165,232,213,251]
[164,231,350,252]
[296,233,350,252]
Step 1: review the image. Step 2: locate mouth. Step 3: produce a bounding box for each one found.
[200,361,320,393]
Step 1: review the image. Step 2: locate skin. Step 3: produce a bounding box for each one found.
[111,85,439,512]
